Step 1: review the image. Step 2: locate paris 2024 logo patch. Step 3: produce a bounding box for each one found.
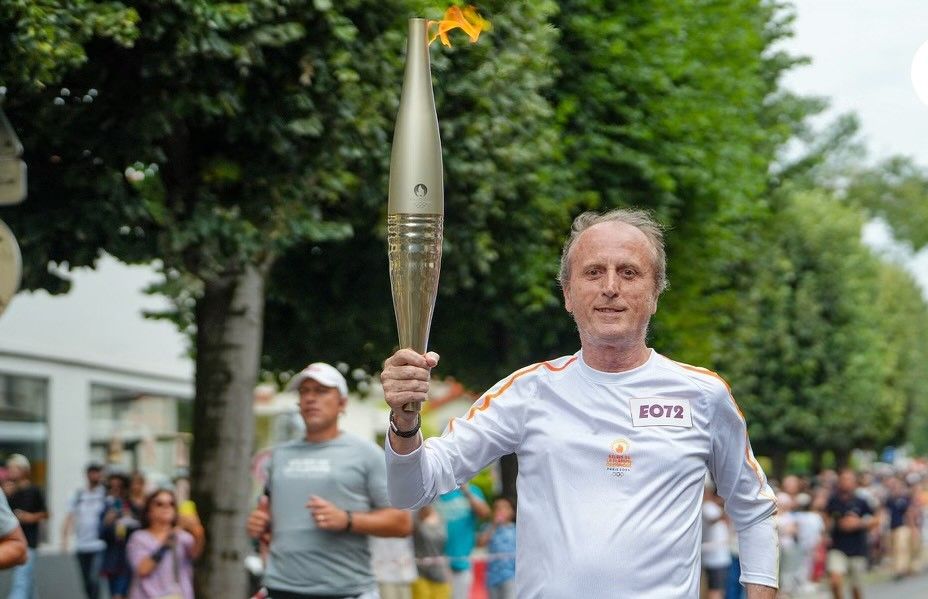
[605,438,633,478]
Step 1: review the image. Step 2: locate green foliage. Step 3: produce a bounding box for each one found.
[0,0,139,91]
[266,0,818,391]
[719,193,905,456]
[4,0,416,293]
[551,0,799,218]
[872,264,928,453]
[845,156,928,250]
[264,0,577,387]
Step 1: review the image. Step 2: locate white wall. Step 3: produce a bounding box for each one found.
[0,254,193,550]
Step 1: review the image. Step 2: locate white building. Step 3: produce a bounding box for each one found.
[0,255,193,548]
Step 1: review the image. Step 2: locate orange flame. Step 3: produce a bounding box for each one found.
[428,6,490,47]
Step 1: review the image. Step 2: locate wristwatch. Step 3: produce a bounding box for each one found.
[390,411,421,438]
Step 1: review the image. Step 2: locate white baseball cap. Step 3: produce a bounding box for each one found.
[286,362,348,397]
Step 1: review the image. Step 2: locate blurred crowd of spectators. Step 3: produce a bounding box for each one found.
[702,459,928,598]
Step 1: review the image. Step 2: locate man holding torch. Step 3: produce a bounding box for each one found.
[382,209,779,598]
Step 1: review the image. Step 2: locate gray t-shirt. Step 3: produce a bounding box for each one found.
[0,492,19,537]
[68,485,106,552]
[264,433,391,595]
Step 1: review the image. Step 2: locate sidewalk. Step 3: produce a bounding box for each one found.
[794,566,924,599]
[0,551,94,598]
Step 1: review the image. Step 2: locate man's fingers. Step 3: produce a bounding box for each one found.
[382,378,430,394]
[424,351,440,367]
[385,391,430,407]
[383,348,432,369]
[383,364,432,382]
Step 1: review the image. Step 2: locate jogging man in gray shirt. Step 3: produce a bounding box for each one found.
[247,362,412,599]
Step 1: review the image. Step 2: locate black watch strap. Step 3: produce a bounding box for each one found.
[390,411,421,438]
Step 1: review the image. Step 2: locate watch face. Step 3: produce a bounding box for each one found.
[0,219,22,317]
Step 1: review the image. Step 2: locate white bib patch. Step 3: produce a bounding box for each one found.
[282,457,331,477]
[630,397,693,428]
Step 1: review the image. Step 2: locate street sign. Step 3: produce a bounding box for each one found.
[0,107,26,204]
[0,158,27,205]
[0,108,23,158]
[0,218,22,317]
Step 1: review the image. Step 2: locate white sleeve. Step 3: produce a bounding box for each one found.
[708,384,779,589]
[385,374,531,509]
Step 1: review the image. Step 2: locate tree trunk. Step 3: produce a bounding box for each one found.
[191,263,268,598]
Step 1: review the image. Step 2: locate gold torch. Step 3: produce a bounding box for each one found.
[387,9,488,412]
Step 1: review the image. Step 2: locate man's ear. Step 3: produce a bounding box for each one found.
[563,283,572,314]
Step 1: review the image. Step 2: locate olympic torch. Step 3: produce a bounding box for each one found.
[387,9,489,412]
[388,17,443,413]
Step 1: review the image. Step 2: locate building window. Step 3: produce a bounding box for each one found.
[90,384,190,481]
[0,372,49,490]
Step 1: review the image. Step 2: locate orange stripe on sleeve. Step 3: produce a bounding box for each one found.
[464,357,578,422]
[674,361,770,498]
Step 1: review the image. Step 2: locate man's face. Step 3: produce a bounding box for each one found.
[87,469,102,486]
[5,465,24,482]
[298,379,345,434]
[782,475,801,495]
[838,471,857,494]
[563,222,659,350]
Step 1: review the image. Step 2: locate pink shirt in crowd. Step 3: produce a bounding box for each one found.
[126,529,196,599]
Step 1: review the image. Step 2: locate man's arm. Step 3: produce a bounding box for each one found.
[460,485,491,520]
[382,350,436,455]
[306,497,412,537]
[13,509,48,525]
[381,349,528,509]
[60,512,74,552]
[0,493,26,568]
[707,380,779,591]
[0,527,27,569]
[744,583,777,599]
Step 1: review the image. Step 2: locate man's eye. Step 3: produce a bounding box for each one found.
[623,269,637,278]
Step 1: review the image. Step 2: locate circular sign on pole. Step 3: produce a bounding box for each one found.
[913,39,928,107]
[0,218,22,316]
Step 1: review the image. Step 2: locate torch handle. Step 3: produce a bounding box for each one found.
[388,213,443,416]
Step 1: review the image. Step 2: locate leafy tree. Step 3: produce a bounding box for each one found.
[719,193,894,474]
[264,0,573,390]
[267,0,817,388]
[2,1,417,595]
[0,0,138,91]
[872,263,928,454]
[845,156,928,250]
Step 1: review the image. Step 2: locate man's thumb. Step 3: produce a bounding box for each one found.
[258,495,269,512]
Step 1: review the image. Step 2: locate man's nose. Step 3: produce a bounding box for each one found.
[602,271,620,296]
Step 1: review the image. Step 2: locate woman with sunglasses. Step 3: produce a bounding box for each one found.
[126,489,205,599]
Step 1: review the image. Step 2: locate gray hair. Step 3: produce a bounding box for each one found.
[6,453,31,473]
[557,209,668,295]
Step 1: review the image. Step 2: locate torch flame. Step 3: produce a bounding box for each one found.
[428,6,490,47]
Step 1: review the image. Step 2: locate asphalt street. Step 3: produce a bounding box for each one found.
[2,552,928,598]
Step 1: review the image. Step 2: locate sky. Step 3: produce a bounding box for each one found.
[783,0,928,164]
[783,0,928,295]
[1,1,926,368]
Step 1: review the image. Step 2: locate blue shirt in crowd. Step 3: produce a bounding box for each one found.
[436,485,486,572]
[486,522,516,588]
